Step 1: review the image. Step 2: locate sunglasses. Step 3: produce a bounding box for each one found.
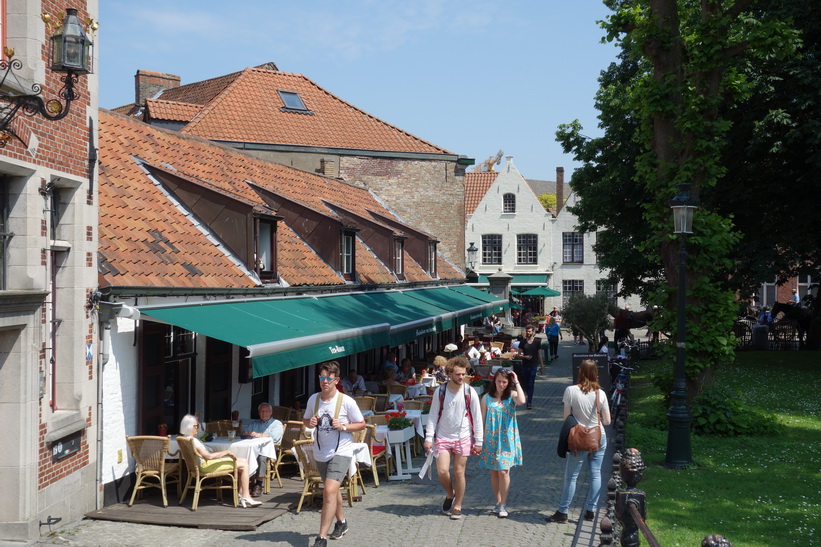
[319,375,337,382]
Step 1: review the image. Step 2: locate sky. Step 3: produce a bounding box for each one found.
[98,1,618,180]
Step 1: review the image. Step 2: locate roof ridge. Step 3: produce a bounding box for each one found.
[179,67,256,134]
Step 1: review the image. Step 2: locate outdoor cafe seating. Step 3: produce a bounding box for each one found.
[176,436,239,511]
[125,435,181,508]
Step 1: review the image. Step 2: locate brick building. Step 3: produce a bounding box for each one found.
[0,1,99,543]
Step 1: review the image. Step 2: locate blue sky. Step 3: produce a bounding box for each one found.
[98,1,617,179]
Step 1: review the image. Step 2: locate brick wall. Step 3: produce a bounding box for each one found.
[340,156,465,268]
[37,406,91,489]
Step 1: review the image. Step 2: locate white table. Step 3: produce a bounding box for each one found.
[374,425,421,480]
[406,384,428,399]
[170,436,276,476]
[404,409,426,437]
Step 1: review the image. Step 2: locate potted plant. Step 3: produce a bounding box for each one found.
[470,375,486,396]
[386,411,414,443]
[421,400,432,415]
[157,423,168,437]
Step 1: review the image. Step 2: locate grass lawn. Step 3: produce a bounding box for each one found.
[624,350,821,546]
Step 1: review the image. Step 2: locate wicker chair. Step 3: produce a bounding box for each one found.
[371,394,390,412]
[387,384,408,398]
[401,400,424,410]
[293,439,354,513]
[363,424,392,486]
[269,405,292,423]
[353,396,376,412]
[205,421,227,436]
[365,414,388,426]
[265,420,305,492]
[176,436,238,510]
[126,435,180,507]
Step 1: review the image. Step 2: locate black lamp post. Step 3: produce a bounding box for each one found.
[0,8,95,146]
[665,183,698,468]
[466,242,478,283]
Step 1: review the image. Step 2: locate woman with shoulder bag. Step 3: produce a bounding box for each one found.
[546,359,611,524]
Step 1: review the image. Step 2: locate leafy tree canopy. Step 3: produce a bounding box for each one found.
[537,193,557,211]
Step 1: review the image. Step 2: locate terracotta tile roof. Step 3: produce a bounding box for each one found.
[145,98,203,122]
[162,67,451,155]
[402,254,430,282]
[277,224,345,286]
[436,255,464,280]
[99,109,438,288]
[464,171,498,220]
[355,239,396,285]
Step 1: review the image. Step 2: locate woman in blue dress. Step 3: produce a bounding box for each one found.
[479,369,526,518]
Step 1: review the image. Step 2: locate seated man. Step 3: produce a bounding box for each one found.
[383,351,399,373]
[244,402,284,497]
[466,339,484,366]
[789,289,800,306]
[341,369,366,396]
[484,314,502,334]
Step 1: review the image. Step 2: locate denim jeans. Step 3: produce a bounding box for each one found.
[558,433,607,513]
[521,366,538,406]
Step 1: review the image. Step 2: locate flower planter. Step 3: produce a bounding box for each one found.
[387,426,414,444]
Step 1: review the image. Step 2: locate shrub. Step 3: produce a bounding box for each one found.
[690,386,780,437]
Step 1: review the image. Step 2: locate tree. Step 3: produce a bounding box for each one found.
[557,0,800,396]
[537,193,557,211]
[561,293,612,352]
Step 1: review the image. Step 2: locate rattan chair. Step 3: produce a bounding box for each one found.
[353,396,376,412]
[269,405,292,423]
[363,424,392,486]
[401,400,424,410]
[265,420,305,492]
[371,394,390,412]
[293,439,354,513]
[387,384,408,398]
[366,414,389,426]
[176,436,238,510]
[126,435,181,507]
[205,421,227,436]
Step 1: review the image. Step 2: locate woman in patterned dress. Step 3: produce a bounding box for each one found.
[479,369,526,518]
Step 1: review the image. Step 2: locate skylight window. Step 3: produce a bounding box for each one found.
[277,90,308,111]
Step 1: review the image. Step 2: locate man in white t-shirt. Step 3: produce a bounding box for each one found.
[304,361,366,547]
[424,356,483,520]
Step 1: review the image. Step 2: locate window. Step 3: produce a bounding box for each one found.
[394,238,405,279]
[277,90,308,111]
[503,193,516,213]
[756,279,777,308]
[482,234,502,265]
[797,274,817,301]
[0,180,8,289]
[256,217,277,281]
[516,234,538,264]
[341,232,355,279]
[562,279,584,307]
[596,279,617,299]
[428,242,437,277]
[563,232,584,263]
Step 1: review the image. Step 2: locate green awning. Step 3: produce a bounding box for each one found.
[448,285,509,317]
[477,273,548,285]
[137,288,479,378]
[401,287,496,326]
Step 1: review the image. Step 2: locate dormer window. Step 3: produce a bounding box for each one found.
[503,193,516,213]
[341,230,356,281]
[428,242,437,277]
[394,238,405,280]
[277,90,311,113]
[256,216,277,282]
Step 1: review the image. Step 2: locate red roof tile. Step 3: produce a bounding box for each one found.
[99,110,441,288]
[145,99,203,122]
[163,67,451,155]
[464,171,498,221]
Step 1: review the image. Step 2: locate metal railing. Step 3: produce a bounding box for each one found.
[599,372,733,546]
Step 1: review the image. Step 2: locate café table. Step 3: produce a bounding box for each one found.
[291,442,370,499]
[405,384,428,399]
[374,424,421,480]
[169,435,276,477]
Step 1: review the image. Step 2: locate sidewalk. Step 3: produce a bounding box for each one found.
[34,338,611,547]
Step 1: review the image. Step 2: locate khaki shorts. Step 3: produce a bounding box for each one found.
[315,454,352,483]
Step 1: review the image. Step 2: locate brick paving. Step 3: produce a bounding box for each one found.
[34,337,612,547]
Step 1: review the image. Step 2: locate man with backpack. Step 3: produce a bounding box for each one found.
[423,356,484,520]
[304,361,366,546]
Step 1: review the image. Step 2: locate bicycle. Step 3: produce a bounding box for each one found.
[608,359,637,415]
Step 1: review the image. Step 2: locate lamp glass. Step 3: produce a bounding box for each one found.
[466,242,477,269]
[51,9,93,74]
[672,205,696,234]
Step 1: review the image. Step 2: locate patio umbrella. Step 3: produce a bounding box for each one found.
[520,287,561,297]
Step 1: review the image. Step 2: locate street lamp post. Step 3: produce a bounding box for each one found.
[665,183,697,468]
[465,242,478,283]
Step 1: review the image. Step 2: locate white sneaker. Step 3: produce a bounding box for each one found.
[498,505,509,518]
[491,503,501,514]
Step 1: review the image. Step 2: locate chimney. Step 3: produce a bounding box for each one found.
[135,70,181,106]
[555,167,565,215]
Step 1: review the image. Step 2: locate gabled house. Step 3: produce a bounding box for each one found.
[97,110,503,504]
[0,2,99,543]
[115,65,473,266]
[465,156,638,314]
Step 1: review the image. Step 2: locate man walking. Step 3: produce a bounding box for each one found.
[244,402,284,497]
[517,324,543,409]
[424,356,483,520]
[304,361,366,546]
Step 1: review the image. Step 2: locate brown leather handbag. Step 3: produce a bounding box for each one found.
[566,390,602,457]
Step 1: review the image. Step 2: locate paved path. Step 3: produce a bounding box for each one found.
[34,338,611,547]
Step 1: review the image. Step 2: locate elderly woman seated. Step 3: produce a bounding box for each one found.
[396,358,417,384]
[179,414,262,508]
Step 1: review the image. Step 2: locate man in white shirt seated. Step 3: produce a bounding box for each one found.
[466,339,484,366]
[341,369,366,396]
[244,402,284,497]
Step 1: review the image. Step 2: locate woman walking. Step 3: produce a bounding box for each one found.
[546,359,611,523]
[546,316,562,360]
[479,369,526,518]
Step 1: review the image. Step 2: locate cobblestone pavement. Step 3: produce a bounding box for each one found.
[34,338,611,547]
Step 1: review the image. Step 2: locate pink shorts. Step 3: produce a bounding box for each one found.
[434,436,472,457]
